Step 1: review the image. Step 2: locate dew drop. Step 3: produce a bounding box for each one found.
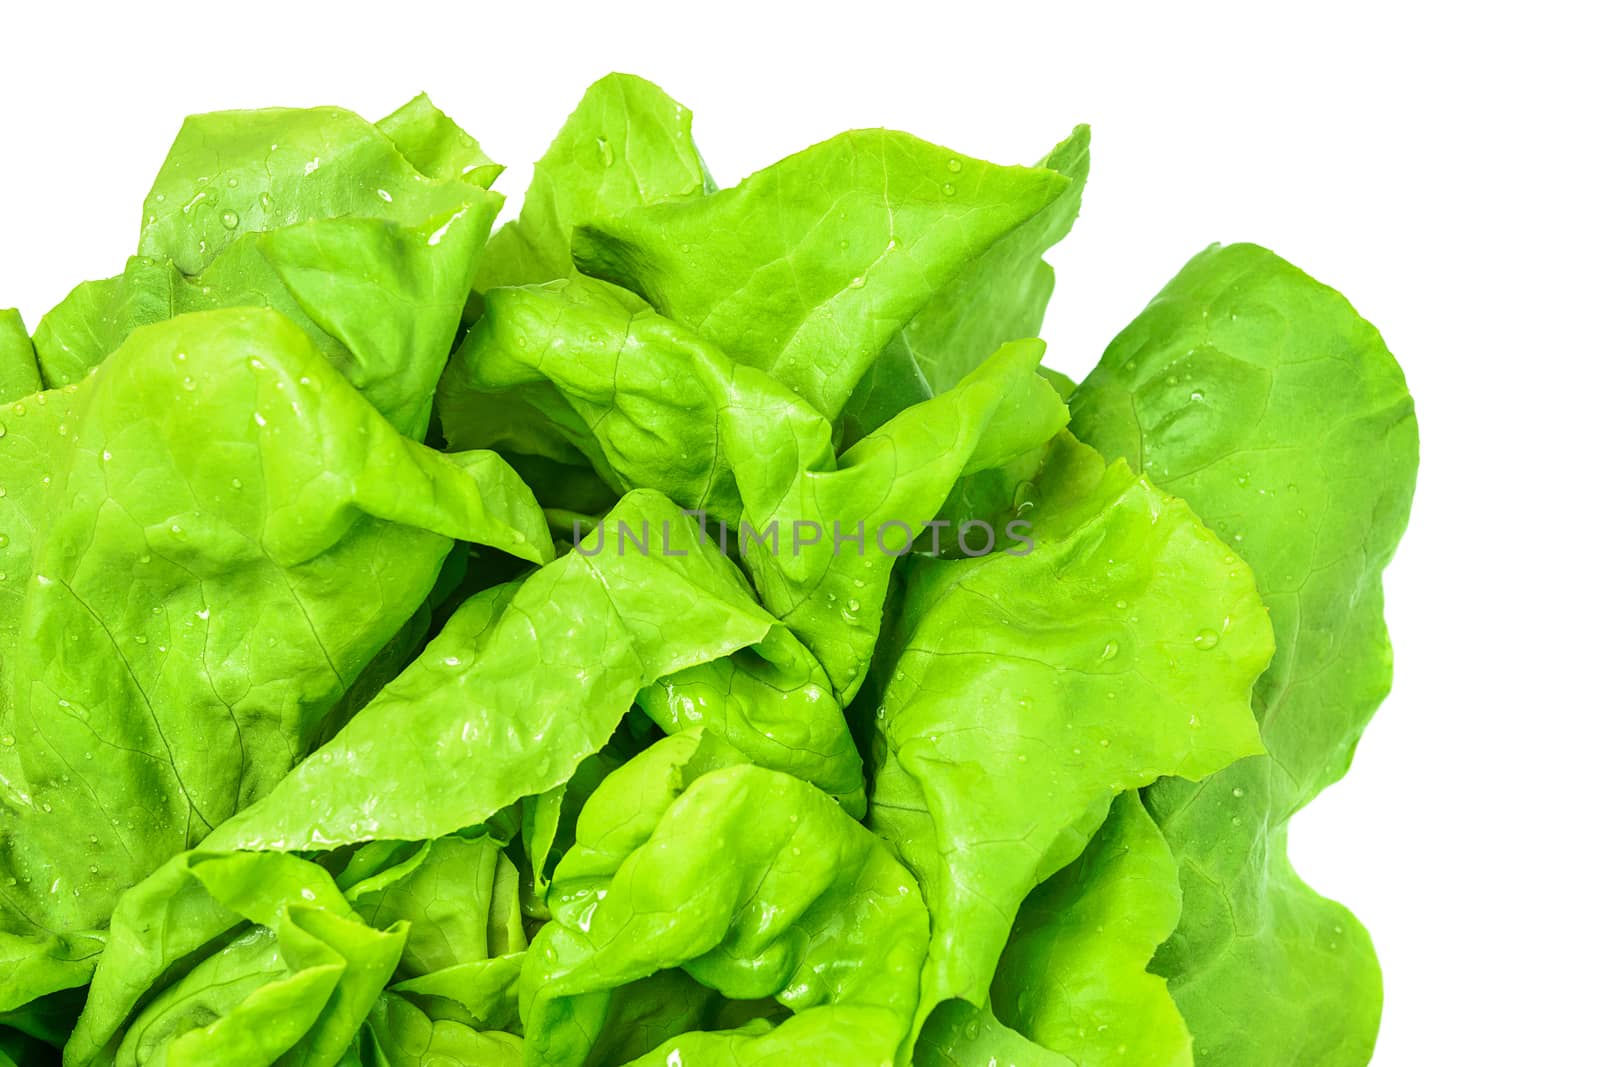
[1100,640,1119,660]
[947,158,963,172]
[220,210,240,230]
[940,182,956,196]
[1193,629,1219,651]
[1232,787,1245,798]
[847,275,866,289]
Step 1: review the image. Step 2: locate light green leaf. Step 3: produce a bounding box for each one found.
[138,103,496,276]
[0,311,39,403]
[869,433,1271,1017]
[992,793,1191,1066]
[1070,242,1419,1065]
[35,189,499,438]
[915,1000,1072,1067]
[361,992,522,1066]
[522,734,929,1067]
[344,832,526,980]
[838,126,1090,444]
[205,491,780,853]
[573,129,1073,418]
[66,850,403,1067]
[389,953,524,1034]
[0,308,546,1010]
[376,93,504,190]
[476,72,712,291]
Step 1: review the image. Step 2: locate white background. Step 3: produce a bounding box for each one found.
[3,3,1594,1062]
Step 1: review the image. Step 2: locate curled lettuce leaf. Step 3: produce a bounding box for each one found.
[572,129,1074,419]
[837,126,1090,444]
[522,731,929,1067]
[0,308,546,1012]
[32,97,501,438]
[476,73,713,292]
[1071,243,1419,1064]
[869,432,1272,1019]
[65,851,404,1066]
[204,490,785,852]
[448,275,1064,703]
[990,793,1191,1065]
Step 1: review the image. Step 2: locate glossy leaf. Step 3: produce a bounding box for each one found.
[0,308,546,1012]
[991,793,1191,1066]
[0,310,38,403]
[66,850,404,1067]
[33,96,503,438]
[522,733,929,1067]
[869,433,1272,1017]
[1071,243,1419,1064]
[573,129,1073,418]
[475,73,711,291]
[205,490,779,853]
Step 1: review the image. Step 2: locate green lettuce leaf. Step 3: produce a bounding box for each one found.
[1070,242,1419,1064]
[375,93,504,190]
[475,73,713,292]
[342,830,527,981]
[916,1001,1071,1067]
[65,851,404,1067]
[204,490,782,853]
[0,307,546,1012]
[572,129,1074,419]
[358,992,522,1066]
[32,98,502,438]
[868,432,1272,1019]
[837,126,1090,444]
[137,102,496,277]
[0,310,39,403]
[522,731,929,1067]
[990,793,1191,1065]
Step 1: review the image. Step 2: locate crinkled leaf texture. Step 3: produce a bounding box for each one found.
[205,490,784,853]
[0,72,1416,1067]
[869,431,1271,1023]
[0,307,546,1013]
[1071,243,1419,1065]
[32,96,501,438]
[572,128,1075,420]
[65,850,405,1067]
[522,730,930,1067]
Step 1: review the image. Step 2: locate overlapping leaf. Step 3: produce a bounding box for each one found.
[1071,243,1419,1064]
